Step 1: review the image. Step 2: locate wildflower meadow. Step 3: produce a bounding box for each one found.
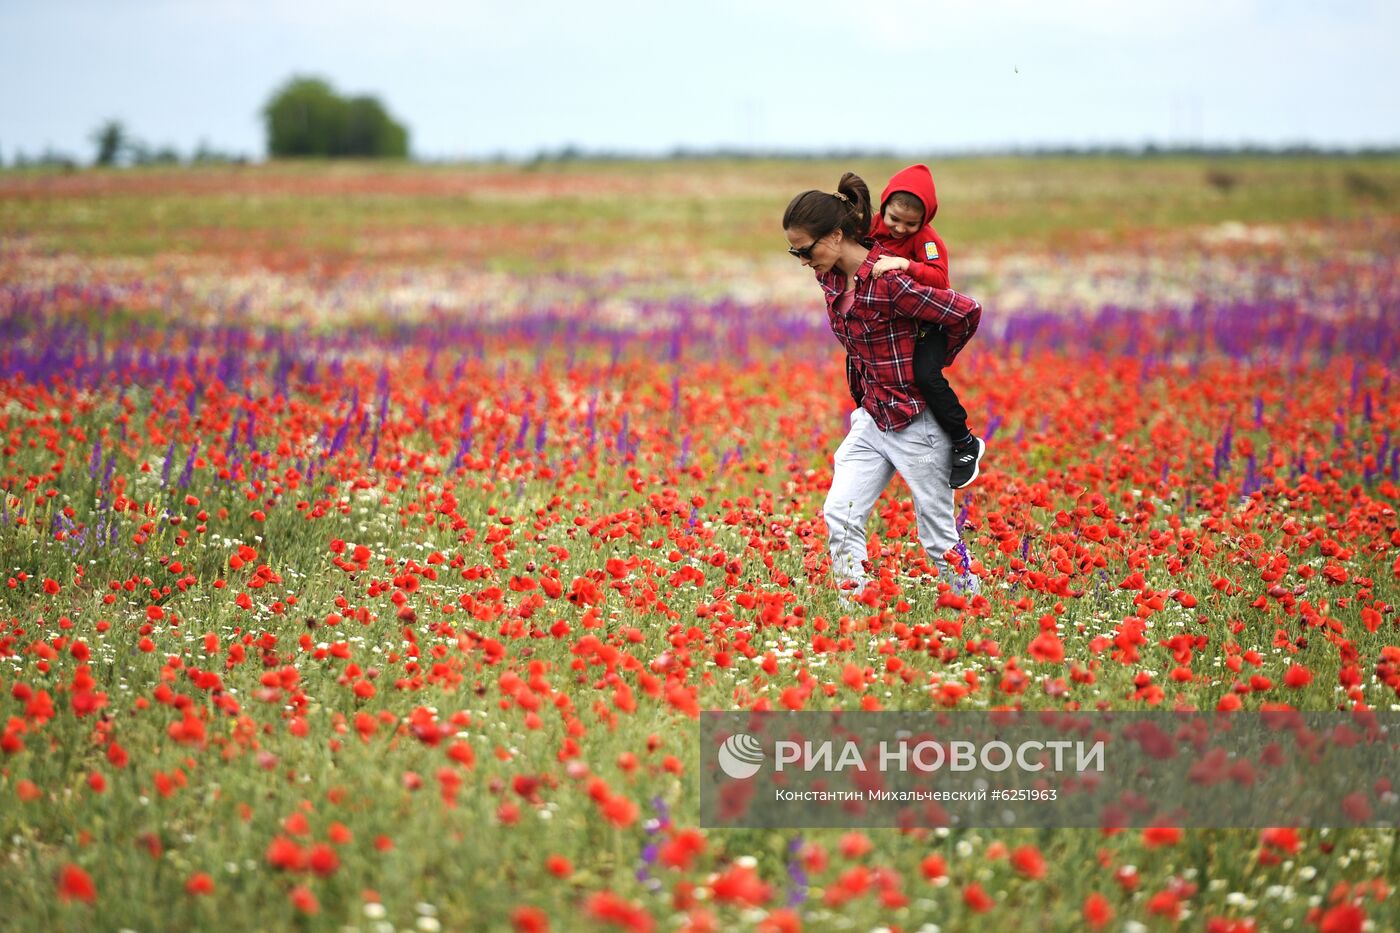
[1,158,1398,931]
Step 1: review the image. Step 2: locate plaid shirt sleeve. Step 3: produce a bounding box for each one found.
[874,271,982,366]
[819,254,984,430]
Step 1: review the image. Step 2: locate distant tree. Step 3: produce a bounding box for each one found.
[343,96,408,158]
[262,76,409,158]
[192,140,248,165]
[91,119,128,166]
[128,141,182,166]
[33,149,79,171]
[263,77,345,157]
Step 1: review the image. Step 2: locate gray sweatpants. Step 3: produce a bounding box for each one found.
[824,407,979,594]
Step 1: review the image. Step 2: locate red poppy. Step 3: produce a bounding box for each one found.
[512,906,550,933]
[711,864,772,907]
[1010,844,1047,879]
[1148,890,1182,918]
[584,891,654,932]
[1143,826,1184,847]
[1083,892,1113,929]
[184,872,215,896]
[659,830,706,870]
[265,836,306,871]
[1318,902,1366,933]
[57,863,96,903]
[838,831,872,859]
[962,882,994,912]
[289,885,319,915]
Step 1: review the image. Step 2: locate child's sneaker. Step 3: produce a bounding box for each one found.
[949,436,985,489]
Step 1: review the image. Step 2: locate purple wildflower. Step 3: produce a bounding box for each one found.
[160,440,176,488]
[177,442,199,490]
[786,835,809,907]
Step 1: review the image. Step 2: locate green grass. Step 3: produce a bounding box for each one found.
[3,156,1397,268]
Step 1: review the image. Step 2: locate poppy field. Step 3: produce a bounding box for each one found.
[2,159,1400,931]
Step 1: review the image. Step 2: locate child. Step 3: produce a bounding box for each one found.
[867,164,985,489]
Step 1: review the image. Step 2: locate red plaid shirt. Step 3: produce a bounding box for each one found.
[818,245,982,431]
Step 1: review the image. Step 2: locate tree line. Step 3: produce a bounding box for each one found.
[2,75,410,169]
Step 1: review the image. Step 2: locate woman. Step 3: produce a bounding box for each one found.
[783,172,981,597]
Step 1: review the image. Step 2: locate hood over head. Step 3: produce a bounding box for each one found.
[879,164,938,225]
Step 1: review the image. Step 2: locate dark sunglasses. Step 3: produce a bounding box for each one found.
[787,232,827,260]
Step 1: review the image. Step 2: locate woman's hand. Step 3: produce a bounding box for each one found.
[871,256,910,278]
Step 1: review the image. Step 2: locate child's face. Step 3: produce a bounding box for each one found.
[882,202,924,239]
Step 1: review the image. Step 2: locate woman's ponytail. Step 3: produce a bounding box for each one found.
[782,172,874,245]
[836,172,872,240]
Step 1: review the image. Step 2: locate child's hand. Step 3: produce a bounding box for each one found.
[871,256,909,278]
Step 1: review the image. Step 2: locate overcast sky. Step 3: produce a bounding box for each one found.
[4,0,1398,161]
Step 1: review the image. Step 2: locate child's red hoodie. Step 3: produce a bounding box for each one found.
[868,164,950,289]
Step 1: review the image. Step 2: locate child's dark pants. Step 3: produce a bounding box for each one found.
[913,326,971,443]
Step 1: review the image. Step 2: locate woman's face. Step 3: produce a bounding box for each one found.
[785,227,840,275]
